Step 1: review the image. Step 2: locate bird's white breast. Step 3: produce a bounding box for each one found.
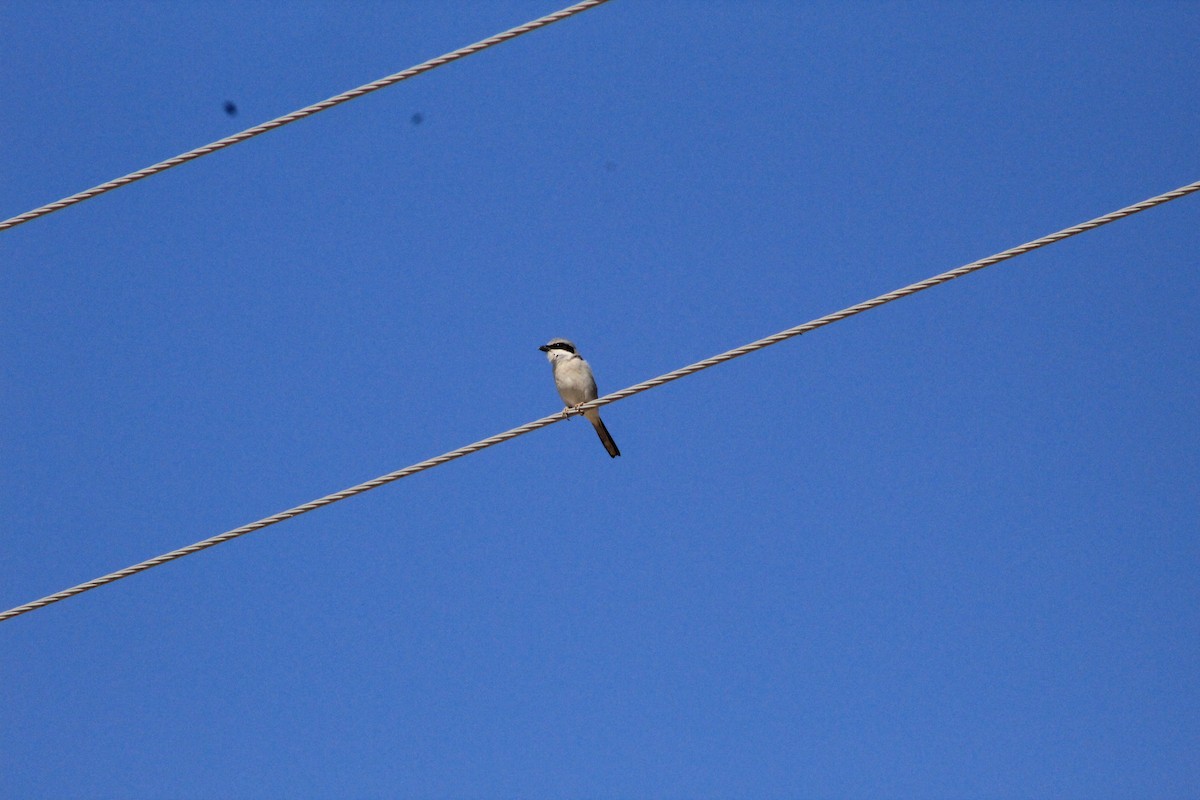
[553,356,596,406]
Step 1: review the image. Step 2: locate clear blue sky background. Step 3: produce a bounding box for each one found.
[2,2,1197,797]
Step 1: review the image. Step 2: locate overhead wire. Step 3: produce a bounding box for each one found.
[2,178,1197,623]
[0,0,612,233]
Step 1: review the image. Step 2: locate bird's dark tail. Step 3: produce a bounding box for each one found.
[589,414,620,458]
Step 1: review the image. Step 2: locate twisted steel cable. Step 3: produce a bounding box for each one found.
[587,178,1200,407]
[2,178,1197,623]
[0,0,612,232]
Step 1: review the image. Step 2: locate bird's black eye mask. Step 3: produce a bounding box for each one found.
[540,343,575,354]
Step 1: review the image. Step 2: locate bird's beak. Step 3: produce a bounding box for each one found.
[538,345,550,352]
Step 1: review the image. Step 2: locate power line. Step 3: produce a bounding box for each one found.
[0,0,612,233]
[3,178,1196,624]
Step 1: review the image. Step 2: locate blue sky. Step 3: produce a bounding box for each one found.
[2,1,1197,797]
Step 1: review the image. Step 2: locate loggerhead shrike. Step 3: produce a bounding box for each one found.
[539,338,620,458]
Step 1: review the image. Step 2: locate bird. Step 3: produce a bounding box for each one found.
[539,338,620,458]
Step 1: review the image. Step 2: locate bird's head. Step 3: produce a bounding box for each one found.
[539,338,577,363]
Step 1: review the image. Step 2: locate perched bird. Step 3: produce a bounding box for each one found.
[539,338,620,458]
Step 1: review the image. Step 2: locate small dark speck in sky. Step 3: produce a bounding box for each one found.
[411,112,423,125]
[604,161,617,171]
[223,101,238,117]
